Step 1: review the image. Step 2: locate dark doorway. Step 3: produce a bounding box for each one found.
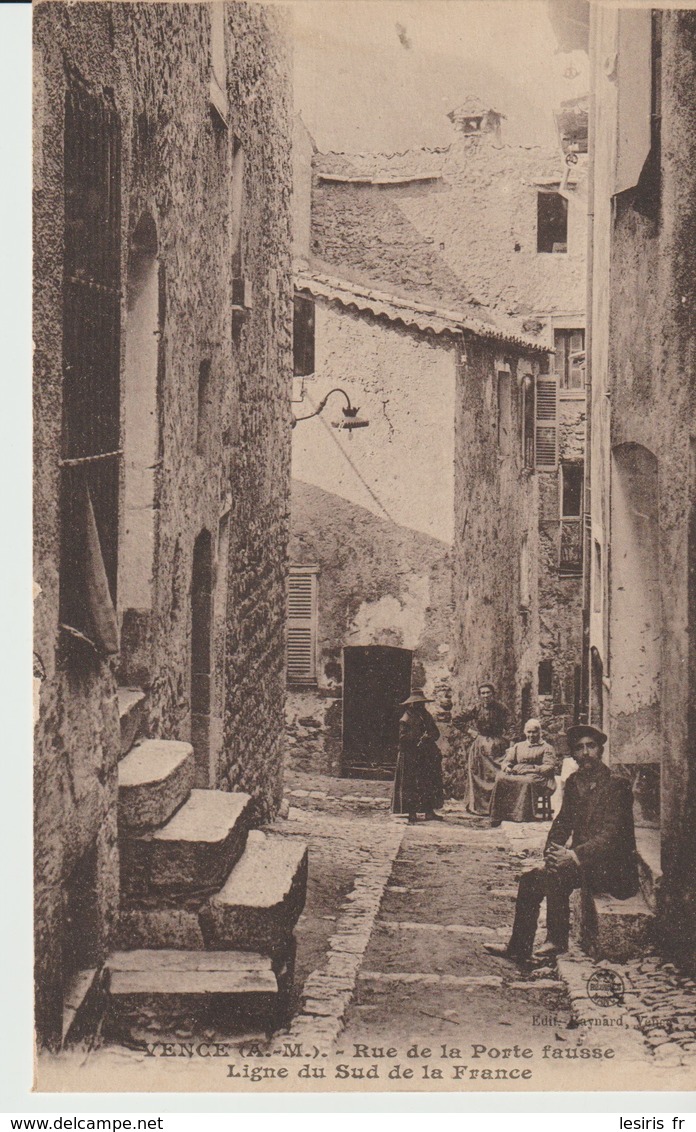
[191,529,212,786]
[341,645,413,778]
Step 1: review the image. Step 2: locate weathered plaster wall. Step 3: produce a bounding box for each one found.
[291,300,457,546]
[33,0,292,1045]
[312,135,586,328]
[289,303,456,757]
[589,8,696,958]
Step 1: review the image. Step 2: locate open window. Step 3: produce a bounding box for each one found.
[496,365,512,452]
[294,295,315,378]
[554,328,585,392]
[538,659,553,697]
[287,566,318,684]
[559,462,584,574]
[537,190,568,253]
[59,81,121,659]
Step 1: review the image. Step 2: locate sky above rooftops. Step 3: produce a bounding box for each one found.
[287,0,588,152]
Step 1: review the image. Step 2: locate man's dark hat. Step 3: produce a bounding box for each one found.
[566,723,608,747]
[400,691,434,705]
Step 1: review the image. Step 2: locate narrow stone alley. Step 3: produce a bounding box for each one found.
[41,768,696,1092]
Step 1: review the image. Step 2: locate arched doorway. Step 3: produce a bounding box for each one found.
[610,443,661,825]
[119,212,159,685]
[191,530,213,787]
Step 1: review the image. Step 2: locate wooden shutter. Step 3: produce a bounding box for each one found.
[535,375,558,470]
[287,568,317,683]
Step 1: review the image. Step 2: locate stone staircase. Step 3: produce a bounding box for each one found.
[63,687,308,1044]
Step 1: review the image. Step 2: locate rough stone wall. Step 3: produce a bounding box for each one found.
[451,338,541,735]
[289,302,457,761]
[312,135,586,329]
[33,0,292,1045]
[537,398,586,756]
[589,10,696,960]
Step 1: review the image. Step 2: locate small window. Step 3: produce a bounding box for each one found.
[287,567,318,684]
[293,295,315,378]
[559,462,584,575]
[196,360,212,454]
[538,659,553,697]
[537,191,568,253]
[519,535,530,610]
[561,463,583,517]
[497,370,511,451]
[554,328,585,391]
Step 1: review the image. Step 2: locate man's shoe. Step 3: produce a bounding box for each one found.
[483,944,528,961]
[532,941,567,959]
[489,819,502,827]
[425,812,444,822]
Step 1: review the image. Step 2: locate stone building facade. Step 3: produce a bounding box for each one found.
[573,5,696,966]
[289,109,586,767]
[33,0,292,1046]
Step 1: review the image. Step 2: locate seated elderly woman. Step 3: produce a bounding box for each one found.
[489,719,557,827]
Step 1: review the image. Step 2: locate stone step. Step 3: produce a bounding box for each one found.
[203,831,308,956]
[120,789,252,899]
[571,887,655,963]
[117,687,146,758]
[106,949,278,997]
[118,739,195,834]
[636,827,662,912]
[104,949,281,1035]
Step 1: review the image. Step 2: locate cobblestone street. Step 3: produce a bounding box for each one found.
[42,766,696,1092]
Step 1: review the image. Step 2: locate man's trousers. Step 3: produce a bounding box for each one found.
[507,862,581,957]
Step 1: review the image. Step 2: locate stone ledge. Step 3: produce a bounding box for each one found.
[204,833,308,955]
[118,739,195,833]
[106,949,277,996]
[121,789,252,898]
[571,888,654,963]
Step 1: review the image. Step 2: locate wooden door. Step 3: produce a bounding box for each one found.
[342,645,413,777]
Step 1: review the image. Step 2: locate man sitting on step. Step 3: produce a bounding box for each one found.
[484,724,639,963]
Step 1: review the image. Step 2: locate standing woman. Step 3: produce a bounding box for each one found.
[452,683,510,816]
[391,692,444,824]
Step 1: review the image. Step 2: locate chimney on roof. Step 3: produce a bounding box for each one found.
[447,103,505,143]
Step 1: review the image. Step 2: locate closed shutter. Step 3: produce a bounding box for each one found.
[287,568,318,683]
[535,375,558,470]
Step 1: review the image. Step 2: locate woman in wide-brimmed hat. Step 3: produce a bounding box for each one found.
[391,691,444,824]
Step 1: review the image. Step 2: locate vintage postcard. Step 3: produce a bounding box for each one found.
[32,0,695,1094]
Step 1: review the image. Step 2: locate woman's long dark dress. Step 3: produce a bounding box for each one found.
[392,707,444,815]
[452,700,509,816]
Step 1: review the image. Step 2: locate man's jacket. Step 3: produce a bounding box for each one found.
[546,762,639,898]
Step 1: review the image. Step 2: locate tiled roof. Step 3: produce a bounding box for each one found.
[314,147,449,183]
[295,271,549,353]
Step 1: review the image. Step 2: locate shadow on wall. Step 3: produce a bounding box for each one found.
[290,478,453,670]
